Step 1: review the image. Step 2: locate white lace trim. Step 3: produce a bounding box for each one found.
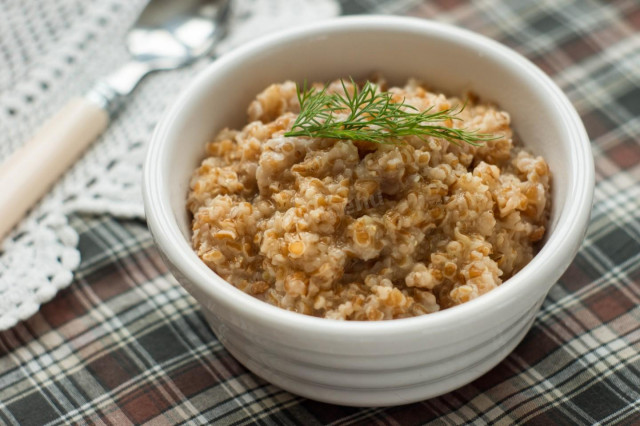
[0,0,340,330]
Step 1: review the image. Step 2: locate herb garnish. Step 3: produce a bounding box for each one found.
[284,79,495,146]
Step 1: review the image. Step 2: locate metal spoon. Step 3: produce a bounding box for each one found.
[0,0,230,240]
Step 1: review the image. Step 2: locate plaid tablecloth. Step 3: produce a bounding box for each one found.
[2,0,639,424]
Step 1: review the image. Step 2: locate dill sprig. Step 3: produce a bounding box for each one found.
[283,79,496,146]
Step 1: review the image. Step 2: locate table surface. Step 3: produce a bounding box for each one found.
[2,0,640,424]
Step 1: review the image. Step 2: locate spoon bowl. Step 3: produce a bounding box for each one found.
[128,0,228,68]
[102,0,230,103]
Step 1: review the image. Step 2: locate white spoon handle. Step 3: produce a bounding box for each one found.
[0,98,108,240]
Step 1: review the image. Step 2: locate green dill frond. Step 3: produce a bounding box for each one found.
[284,79,497,147]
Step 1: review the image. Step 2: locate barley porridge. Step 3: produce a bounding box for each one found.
[187,78,551,320]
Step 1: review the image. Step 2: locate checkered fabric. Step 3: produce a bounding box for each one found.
[2,0,639,424]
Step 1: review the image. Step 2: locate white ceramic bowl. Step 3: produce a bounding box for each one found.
[143,16,593,406]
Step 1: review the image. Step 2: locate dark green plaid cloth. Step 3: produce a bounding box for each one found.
[2,0,640,424]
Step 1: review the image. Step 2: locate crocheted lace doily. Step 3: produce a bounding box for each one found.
[0,0,340,330]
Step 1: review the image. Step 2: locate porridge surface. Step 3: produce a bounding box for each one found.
[188,79,551,320]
